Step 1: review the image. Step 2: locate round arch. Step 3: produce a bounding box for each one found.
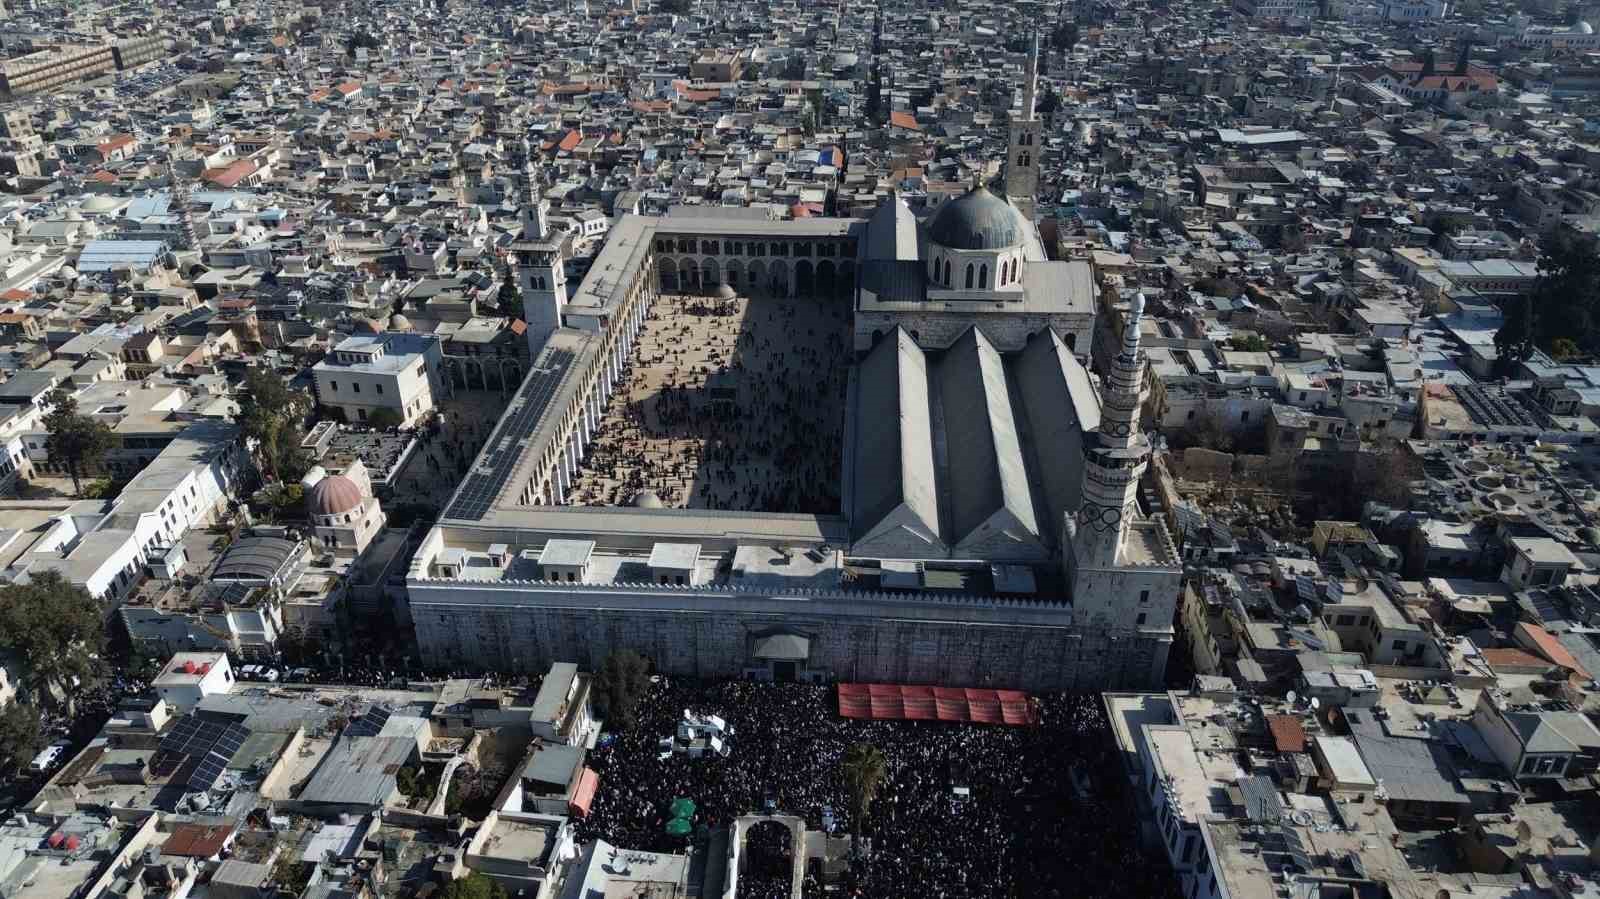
[794,259,815,296]
[746,259,767,296]
[816,260,836,298]
[767,259,789,298]
[656,256,678,292]
[838,260,856,296]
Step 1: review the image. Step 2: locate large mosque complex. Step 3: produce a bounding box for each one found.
[405,40,1183,691]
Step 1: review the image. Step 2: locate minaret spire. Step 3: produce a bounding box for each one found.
[1070,293,1150,572]
[520,161,548,241]
[1100,291,1146,449]
[1022,29,1040,122]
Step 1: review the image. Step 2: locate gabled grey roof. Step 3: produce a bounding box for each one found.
[851,327,942,551]
[859,194,924,302]
[1012,329,1100,536]
[937,327,1040,551]
[1507,711,1583,753]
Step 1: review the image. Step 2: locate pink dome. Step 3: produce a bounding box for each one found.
[306,474,363,518]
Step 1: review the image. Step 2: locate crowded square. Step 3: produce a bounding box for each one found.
[573,678,1182,899]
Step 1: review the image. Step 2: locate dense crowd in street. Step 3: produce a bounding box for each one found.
[574,679,1180,899]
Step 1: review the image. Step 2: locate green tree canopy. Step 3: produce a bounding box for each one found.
[0,702,44,774]
[366,408,404,430]
[841,742,888,830]
[237,367,312,482]
[1495,229,1600,372]
[1051,20,1080,50]
[441,873,507,899]
[43,389,115,497]
[595,649,650,731]
[0,572,105,715]
[1038,88,1062,118]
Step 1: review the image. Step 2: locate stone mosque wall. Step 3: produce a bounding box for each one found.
[408,580,1171,691]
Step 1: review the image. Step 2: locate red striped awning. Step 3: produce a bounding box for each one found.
[838,683,1038,726]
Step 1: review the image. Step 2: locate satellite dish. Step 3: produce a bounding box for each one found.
[1287,691,1298,705]
[1311,697,1321,710]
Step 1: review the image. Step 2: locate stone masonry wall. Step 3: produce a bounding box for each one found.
[410,588,1169,692]
[854,311,1095,356]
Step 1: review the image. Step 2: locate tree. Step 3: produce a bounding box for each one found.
[237,366,311,482]
[1496,229,1600,371]
[0,702,44,774]
[344,31,380,55]
[1171,409,1235,454]
[1051,20,1080,50]
[366,408,404,430]
[1038,87,1062,119]
[441,873,507,899]
[840,743,888,831]
[270,840,312,896]
[1227,334,1269,352]
[0,572,105,716]
[595,649,650,731]
[43,389,114,497]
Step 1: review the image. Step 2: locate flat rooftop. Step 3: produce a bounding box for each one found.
[481,815,558,868]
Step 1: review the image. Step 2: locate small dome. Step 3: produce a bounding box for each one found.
[713,282,736,299]
[389,313,412,331]
[926,184,1024,251]
[1577,20,1594,33]
[306,474,363,518]
[632,489,664,508]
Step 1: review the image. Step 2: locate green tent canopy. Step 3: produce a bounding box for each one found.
[664,817,692,837]
[669,798,697,819]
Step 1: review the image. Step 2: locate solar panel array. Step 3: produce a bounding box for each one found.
[345,705,392,737]
[446,348,575,521]
[158,716,249,792]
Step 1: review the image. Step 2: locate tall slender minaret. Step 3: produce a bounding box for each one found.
[1005,30,1042,217]
[168,162,198,252]
[519,162,548,241]
[1070,293,1150,573]
[516,168,563,356]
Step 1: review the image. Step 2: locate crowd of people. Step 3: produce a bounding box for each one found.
[574,678,1181,899]
[571,290,847,513]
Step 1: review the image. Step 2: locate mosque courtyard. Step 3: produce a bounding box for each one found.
[567,289,850,514]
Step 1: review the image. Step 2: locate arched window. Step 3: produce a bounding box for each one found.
[978,264,988,289]
[943,258,952,286]
[1019,152,1031,168]
[965,264,974,289]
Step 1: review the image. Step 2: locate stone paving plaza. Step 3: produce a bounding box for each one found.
[570,290,850,513]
